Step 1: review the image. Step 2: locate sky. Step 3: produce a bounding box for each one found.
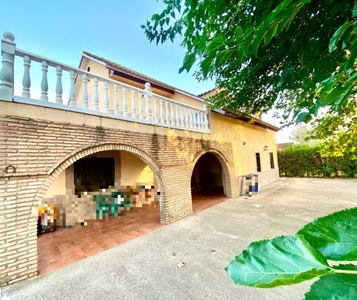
[0,0,293,143]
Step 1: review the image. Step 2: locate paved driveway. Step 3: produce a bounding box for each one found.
[2,178,357,300]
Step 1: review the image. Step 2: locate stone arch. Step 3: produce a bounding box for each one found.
[190,148,233,197]
[34,142,166,221]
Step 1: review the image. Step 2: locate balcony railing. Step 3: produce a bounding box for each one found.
[0,32,209,133]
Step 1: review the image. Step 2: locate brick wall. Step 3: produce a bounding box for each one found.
[0,114,235,286]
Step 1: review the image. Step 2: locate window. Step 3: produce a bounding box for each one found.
[255,153,261,172]
[270,152,275,169]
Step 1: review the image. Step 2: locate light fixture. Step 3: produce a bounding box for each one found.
[263,145,268,151]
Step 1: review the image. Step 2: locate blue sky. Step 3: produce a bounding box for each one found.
[0,0,292,142]
[0,0,214,95]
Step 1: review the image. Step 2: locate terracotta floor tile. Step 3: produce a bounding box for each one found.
[82,246,103,257]
[61,245,82,256]
[65,252,87,264]
[97,239,117,250]
[41,258,68,275]
[57,240,76,252]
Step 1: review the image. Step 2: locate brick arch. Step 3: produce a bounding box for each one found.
[190,148,233,197]
[35,142,165,210]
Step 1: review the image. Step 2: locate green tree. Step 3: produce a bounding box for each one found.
[289,124,320,146]
[142,0,356,125]
[311,98,357,160]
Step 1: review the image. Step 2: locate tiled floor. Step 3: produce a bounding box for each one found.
[37,195,226,276]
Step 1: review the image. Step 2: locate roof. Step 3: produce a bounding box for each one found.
[198,88,216,97]
[82,51,176,93]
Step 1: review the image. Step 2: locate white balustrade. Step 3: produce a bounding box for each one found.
[41,60,48,101]
[131,89,136,118]
[160,99,164,124]
[170,103,175,126]
[123,87,128,116]
[69,70,76,106]
[0,31,209,133]
[0,32,15,100]
[22,55,31,98]
[145,83,152,122]
[114,84,119,115]
[55,65,63,104]
[93,77,99,111]
[139,93,144,119]
[104,81,110,113]
[165,101,170,125]
[82,74,88,109]
[154,97,159,123]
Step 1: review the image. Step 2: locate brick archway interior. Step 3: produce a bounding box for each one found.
[190,149,232,198]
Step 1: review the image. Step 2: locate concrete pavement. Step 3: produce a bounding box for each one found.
[2,178,357,300]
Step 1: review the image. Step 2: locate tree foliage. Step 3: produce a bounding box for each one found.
[226,207,357,299]
[311,98,357,160]
[142,0,357,125]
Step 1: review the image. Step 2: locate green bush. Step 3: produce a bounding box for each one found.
[278,145,357,178]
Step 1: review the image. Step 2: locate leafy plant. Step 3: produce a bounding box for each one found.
[226,207,357,299]
[278,145,357,178]
[142,0,357,126]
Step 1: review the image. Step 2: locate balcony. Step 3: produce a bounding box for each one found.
[0,32,209,133]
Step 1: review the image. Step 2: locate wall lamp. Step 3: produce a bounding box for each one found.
[263,145,268,151]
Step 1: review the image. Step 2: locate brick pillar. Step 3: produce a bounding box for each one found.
[159,165,192,224]
[0,176,45,286]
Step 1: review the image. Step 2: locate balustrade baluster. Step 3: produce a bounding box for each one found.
[0,32,15,100]
[131,89,136,118]
[203,104,209,129]
[200,112,205,129]
[170,103,175,126]
[160,98,164,124]
[22,55,31,98]
[193,111,198,129]
[154,97,159,123]
[40,61,48,101]
[69,70,76,106]
[189,109,193,128]
[165,101,170,125]
[197,110,201,129]
[114,84,119,115]
[139,93,144,119]
[175,105,180,127]
[145,83,152,122]
[185,108,189,128]
[93,77,99,111]
[180,106,184,128]
[104,81,110,113]
[123,87,128,116]
[82,74,88,109]
[55,66,63,104]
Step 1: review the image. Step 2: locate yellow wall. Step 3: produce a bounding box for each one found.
[209,112,277,176]
[44,169,66,197]
[120,151,155,186]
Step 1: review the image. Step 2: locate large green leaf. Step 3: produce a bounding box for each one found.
[329,22,351,52]
[304,264,357,300]
[226,235,333,288]
[298,207,357,261]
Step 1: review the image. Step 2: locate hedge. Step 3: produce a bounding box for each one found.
[278,145,357,178]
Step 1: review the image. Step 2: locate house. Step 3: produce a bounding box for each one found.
[0,32,279,286]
